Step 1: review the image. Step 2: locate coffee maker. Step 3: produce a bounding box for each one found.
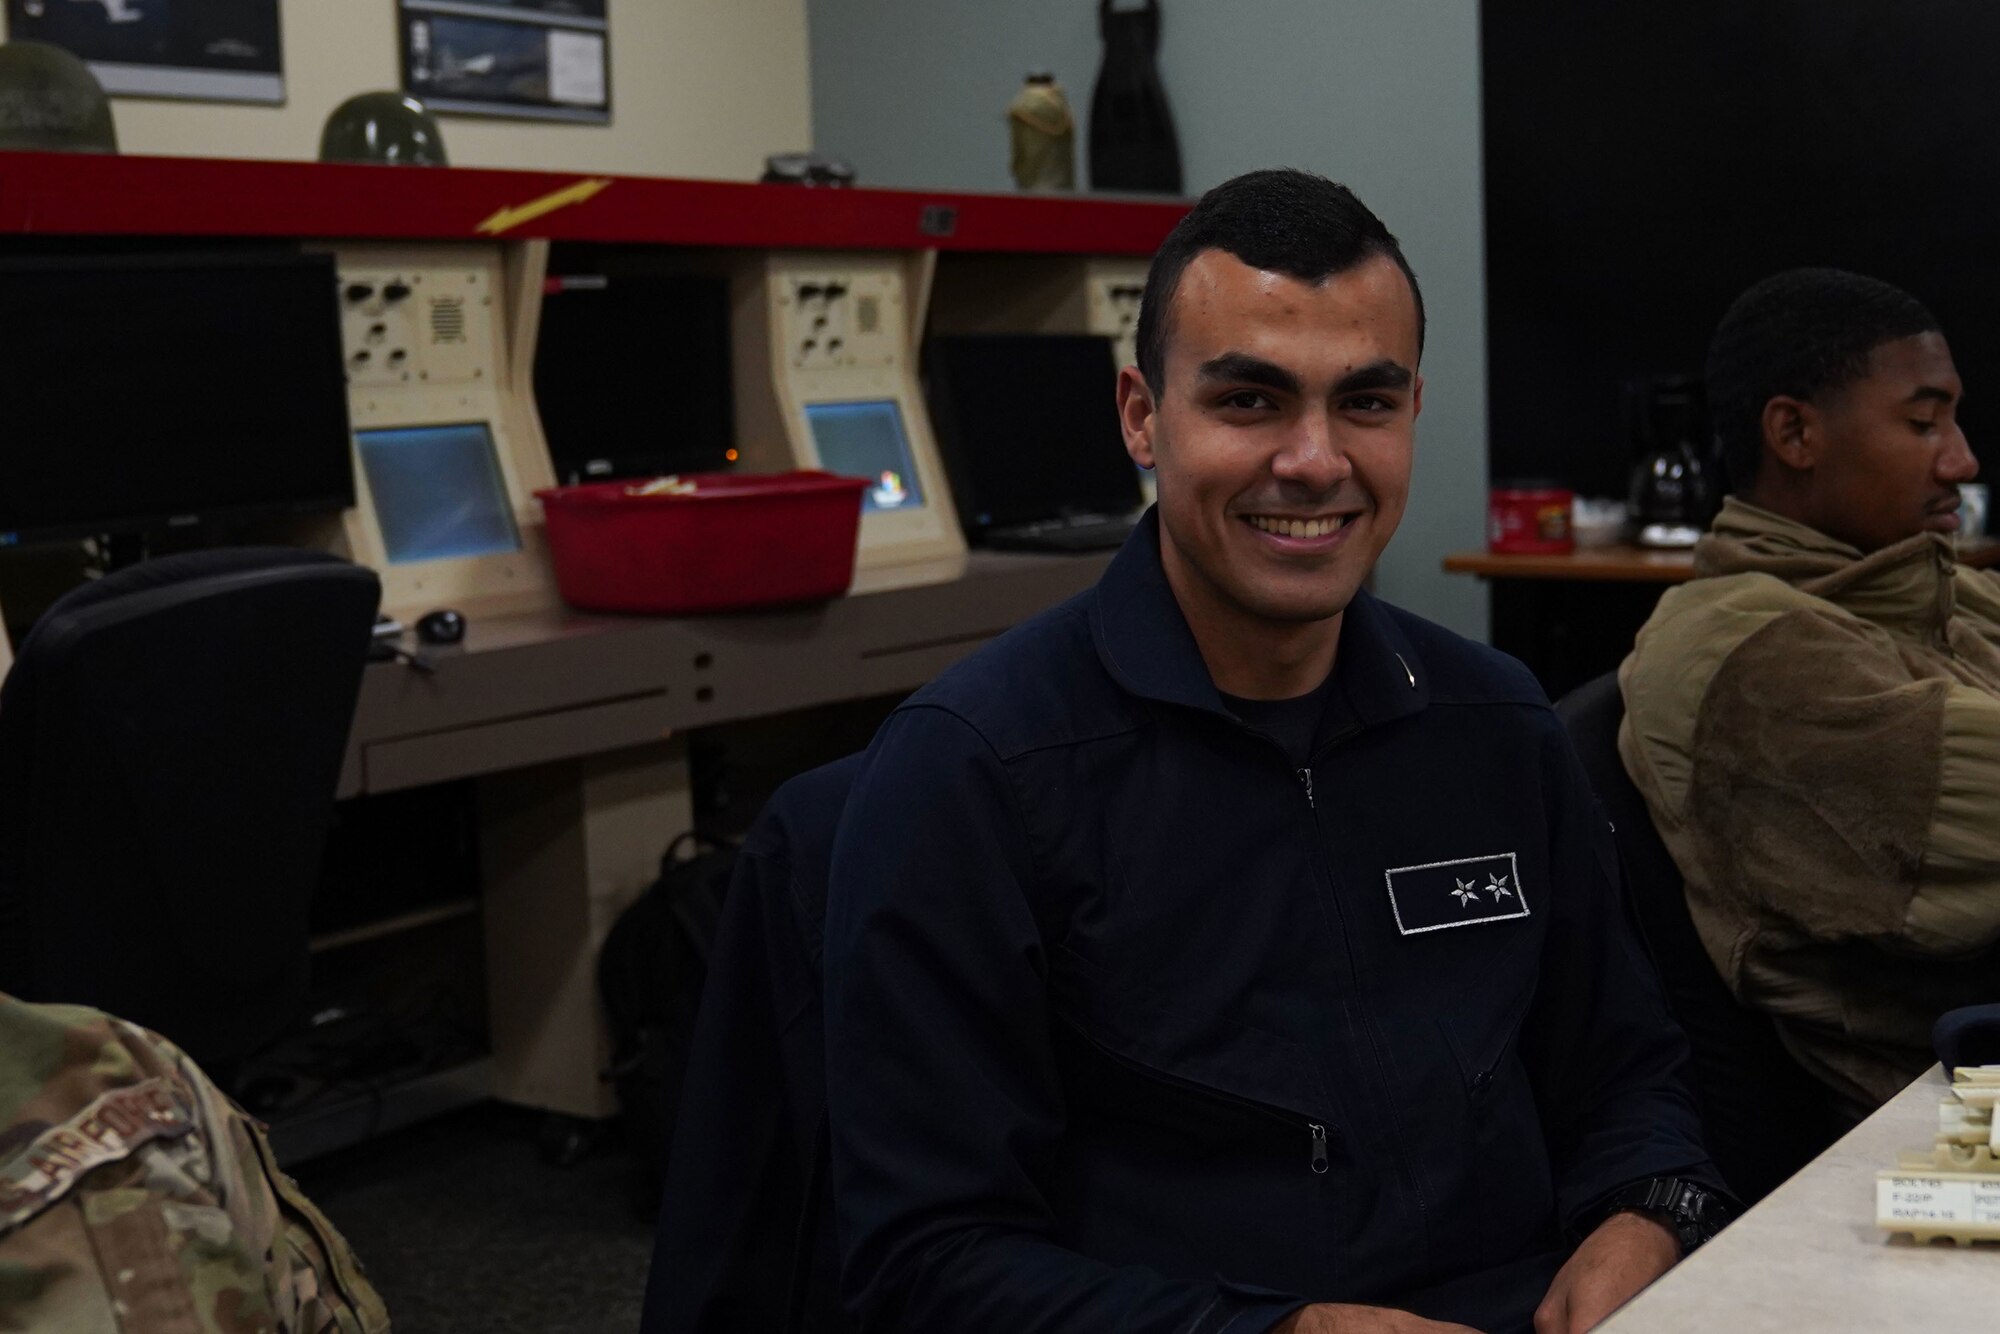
[1626,375,1715,548]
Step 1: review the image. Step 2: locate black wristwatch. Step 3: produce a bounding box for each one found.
[1593,1176,1735,1254]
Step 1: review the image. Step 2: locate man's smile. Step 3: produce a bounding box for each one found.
[1241,511,1360,548]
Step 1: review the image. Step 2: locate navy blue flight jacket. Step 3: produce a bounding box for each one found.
[824,512,1720,1333]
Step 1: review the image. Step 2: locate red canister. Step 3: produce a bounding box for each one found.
[1488,482,1575,554]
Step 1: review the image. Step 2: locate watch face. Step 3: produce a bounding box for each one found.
[1611,1176,1734,1250]
[1674,1182,1733,1248]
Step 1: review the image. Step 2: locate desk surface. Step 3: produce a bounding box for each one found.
[340,547,1113,797]
[1605,1067,1994,1331]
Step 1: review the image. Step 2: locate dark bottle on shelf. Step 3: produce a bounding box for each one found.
[1088,0,1183,195]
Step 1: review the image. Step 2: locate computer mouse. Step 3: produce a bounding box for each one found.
[415,608,467,645]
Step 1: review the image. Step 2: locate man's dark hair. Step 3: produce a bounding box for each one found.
[1136,168,1425,394]
[1706,267,1939,490]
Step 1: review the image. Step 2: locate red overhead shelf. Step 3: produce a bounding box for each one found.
[0,150,1187,254]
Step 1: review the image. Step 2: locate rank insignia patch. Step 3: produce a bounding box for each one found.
[1384,851,1530,936]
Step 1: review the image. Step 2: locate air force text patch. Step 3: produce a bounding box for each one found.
[1384,851,1530,936]
[0,1078,195,1232]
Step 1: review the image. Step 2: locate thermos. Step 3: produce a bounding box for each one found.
[1008,73,1076,191]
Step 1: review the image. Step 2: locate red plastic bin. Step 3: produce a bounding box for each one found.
[535,470,869,614]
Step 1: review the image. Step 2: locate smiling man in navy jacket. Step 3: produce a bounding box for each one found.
[823,169,1728,1334]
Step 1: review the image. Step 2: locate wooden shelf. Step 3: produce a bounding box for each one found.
[0,149,1188,252]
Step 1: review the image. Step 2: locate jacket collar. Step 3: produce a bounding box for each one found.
[1090,508,1429,739]
[1696,497,1958,640]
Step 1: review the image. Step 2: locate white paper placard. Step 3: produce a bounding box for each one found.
[1877,1175,2000,1226]
[547,29,607,107]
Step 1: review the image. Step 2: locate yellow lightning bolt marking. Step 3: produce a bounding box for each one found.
[474,177,614,235]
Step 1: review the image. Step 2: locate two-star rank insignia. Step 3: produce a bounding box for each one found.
[1383,852,1531,936]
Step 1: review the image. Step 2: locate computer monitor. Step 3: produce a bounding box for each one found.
[0,251,355,544]
[355,423,523,564]
[804,399,927,513]
[535,270,736,484]
[923,333,1140,533]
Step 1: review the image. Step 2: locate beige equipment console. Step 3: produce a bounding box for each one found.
[732,252,966,589]
[929,254,1148,369]
[1086,258,1148,373]
[316,241,559,622]
[928,254,1152,502]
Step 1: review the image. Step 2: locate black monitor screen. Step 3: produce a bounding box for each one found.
[805,400,926,513]
[923,333,1138,531]
[0,251,354,543]
[357,423,522,564]
[535,270,736,483]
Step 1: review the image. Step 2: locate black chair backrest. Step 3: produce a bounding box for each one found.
[645,751,864,1334]
[1555,670,1841,1203]
[0,547,380,1070]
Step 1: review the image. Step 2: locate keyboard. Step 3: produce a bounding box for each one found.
[982,515,1137,552]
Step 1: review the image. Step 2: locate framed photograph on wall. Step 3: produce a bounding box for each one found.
[4,0,283,103]
[399,0,610,124]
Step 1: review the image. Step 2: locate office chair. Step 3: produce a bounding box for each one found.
[645,752,863,1334]
[0,547,380,1075]
[1555,671,1842,1204]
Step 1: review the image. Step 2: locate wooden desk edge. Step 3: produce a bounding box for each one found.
[1446,538,2000,583]
[1441,547,1695,583]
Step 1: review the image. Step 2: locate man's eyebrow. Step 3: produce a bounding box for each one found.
[1906,385,1957,407]
[1194,354,1416,399]
[1333,359,1415,395]
[1195,353,1302,396]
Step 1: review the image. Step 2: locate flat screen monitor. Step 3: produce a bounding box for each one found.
[804,399,926,513]
[923,333,1139,532]
[357,423,523,564]
[535,269,736,484]
[0,251,355,544]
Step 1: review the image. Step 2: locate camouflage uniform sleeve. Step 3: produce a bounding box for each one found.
[0,995,390,1333]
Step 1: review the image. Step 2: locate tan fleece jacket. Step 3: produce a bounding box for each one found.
[1620,497,2000,1116]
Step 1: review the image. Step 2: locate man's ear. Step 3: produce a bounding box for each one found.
[1761,395,1818,473]
[1117,364,1159,470]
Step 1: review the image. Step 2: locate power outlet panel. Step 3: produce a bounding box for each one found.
[336,263,496,389]
[780,269,901,372]
[1085,259,1149,370]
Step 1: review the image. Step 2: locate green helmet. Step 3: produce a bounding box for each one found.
[0,40,118,154]
[319,92,449,167]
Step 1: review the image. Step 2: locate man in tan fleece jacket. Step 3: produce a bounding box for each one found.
[1621,267,2000,1122]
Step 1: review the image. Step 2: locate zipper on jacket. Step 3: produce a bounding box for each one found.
[1219,713,1436,1244]
[1068,1020,1335,1176]
[1287,730,1436,1247]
